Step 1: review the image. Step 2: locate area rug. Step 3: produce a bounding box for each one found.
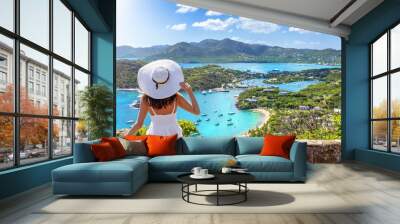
[37,183,361,214]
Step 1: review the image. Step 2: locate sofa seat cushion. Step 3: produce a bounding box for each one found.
[177,137,236,155]
[53,159,147,183]
[236,155,293,172]
[149,155,235,172]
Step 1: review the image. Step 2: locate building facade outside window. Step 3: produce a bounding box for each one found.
[0,0,91,170]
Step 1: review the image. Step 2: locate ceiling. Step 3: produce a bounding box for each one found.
[173,0,384,38]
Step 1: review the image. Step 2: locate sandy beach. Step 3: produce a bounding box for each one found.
[251,108,270,129]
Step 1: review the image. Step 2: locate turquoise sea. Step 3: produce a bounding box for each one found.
[116,63,338,136]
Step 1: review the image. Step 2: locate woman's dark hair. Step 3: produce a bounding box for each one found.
[144,94,177,110]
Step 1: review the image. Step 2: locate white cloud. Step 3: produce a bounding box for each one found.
[288,27,312,34]
[236,17,280,34]
[176,4,197,13]
[168,23,187,31]
[192,17,237,31]
[205,10,223,16]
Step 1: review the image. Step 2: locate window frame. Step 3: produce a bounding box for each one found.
[370,20,400,154]
[0,0,92,171]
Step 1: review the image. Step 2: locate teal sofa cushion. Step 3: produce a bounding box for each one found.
[236,155,293,172]
[149,154,235,172]
[178,137,236,155]
[73,140,100,163]
[53,159,147,183]
[236,137,264,155]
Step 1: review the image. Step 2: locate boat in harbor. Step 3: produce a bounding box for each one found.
[227,118,232,121]
[227,122,234,126]
[218,114,223,117]
[201,113,207,116]
[205,118,210,121]
[126,120,134,124]
[208,89,212,93]
[129,100,140,109]
[197,119,202,122]
[228,112,235,115]
[215,123,220,126]
[201,90,207,95]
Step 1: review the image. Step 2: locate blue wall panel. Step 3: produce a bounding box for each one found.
[345,0,400,171]
[0,158,72,199]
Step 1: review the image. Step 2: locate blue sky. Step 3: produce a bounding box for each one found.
[117,0,341,50]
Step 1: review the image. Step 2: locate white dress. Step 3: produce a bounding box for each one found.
[146,100,183,138]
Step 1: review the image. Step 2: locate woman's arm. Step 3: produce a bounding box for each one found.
[127,96,148,135]
[177,82,200,115]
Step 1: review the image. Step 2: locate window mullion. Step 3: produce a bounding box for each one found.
[71,10,76,154]
[388,30,391,152]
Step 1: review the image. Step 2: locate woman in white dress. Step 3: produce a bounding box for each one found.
[127,59,200,138]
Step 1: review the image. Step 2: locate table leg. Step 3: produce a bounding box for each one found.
[245,183,247,201]
[217,184,219,206]
[195,184,198,192]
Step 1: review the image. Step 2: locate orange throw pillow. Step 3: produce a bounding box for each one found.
[146,134,178,157]
[260,134,296,159]
[124,135,148,141]
[91,142,117,162]
[101,137,126,158]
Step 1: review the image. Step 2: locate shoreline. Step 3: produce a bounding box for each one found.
[251,108,270,129]
[239,108,270,136]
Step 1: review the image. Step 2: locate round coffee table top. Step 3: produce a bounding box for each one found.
[177,172,255,185]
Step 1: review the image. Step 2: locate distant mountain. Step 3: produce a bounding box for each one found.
[117,45,169,59]
[117,38,341,64]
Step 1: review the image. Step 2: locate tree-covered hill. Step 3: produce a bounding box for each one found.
[116,60,263,90]
[117,38,341,64]
[237,70,341,110]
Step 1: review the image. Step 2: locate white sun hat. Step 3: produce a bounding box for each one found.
[137,59,184,99]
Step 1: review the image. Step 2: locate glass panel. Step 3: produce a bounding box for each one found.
[20,117,49,165]
[391,72,400,118]
[0,0,14,31]
[391,120,400,153]
[0,116,13,170]
[53,59,72,117]
[53,119,72,157]
[372,76,387,119]
[372,121,388,151]
[74,69,89,118]
[20,0,49,49]
[372,33,387,76]
[20,44,49,115]
[391,24,400,70]
[53,0,72,60]
[75,120,88,143]
[0,34,14,112]
[74,18,89,70]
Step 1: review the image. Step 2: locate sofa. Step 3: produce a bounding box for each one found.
[52,137,307,196]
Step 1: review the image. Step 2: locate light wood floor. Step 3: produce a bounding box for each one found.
[1,162,400,224]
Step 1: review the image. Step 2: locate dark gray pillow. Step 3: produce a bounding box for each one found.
[119,138,147,156]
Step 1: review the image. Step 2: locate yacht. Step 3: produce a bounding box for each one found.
[201,90,207,95]
[228,112,235,115]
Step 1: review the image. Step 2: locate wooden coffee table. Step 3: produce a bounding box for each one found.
[177,173,255,206]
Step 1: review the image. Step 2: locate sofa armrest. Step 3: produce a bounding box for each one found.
[289,141,307,181]
[73,140,100,163]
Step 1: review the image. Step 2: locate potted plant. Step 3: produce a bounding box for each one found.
[79,84,113,140]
